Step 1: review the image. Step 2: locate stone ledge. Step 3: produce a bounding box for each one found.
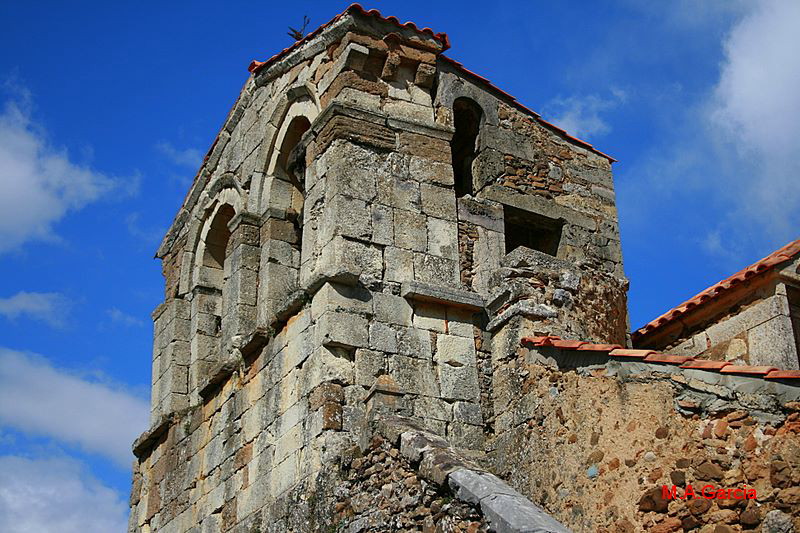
[486,301,558,332]
[198,359,240,400]
[479,492,572,533]
[132,412,176,459]
[449,469,571,533]
[401,281,484,311]
[374,415,571,533]
[311,102,451,143]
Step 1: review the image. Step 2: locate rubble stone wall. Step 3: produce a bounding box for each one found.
[487,341,800,532]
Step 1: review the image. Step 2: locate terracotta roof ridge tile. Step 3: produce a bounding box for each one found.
[248,4,449,75]
[766,370,800,380]
[608,348,655,358]
[576,343,623,352]
[643,354,694,365]
[520,336,800,383]
[719,365,778,376]
[680,360,731,370]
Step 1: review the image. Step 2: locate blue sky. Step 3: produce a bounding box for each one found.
[0,1,798,530]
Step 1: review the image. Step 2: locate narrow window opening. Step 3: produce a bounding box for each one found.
[503,205,562,256]
[202,204,236,286]
[278,116,312,189]
[278,116,311,252]
[451,98,482,198]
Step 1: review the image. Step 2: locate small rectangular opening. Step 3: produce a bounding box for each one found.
[503,205,562,256]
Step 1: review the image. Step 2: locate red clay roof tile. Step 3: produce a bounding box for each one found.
[521,336,561,347]
[608,348,655,358]
[520,336,800,386]
[549,339,587,349]
[765,370,800,380]
[680,360,731,370]
[633,238,800,342]
[643,354,694,365]
[576,343,623,352]
[719,365,778,376]
[248,4,449,75]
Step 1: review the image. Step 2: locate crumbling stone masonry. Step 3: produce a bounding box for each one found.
[129,5,800,533]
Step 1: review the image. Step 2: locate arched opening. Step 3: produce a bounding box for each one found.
[276,116,311,253]
[202,204,236,288]
[278,116,312,188]
[451,97,483,198]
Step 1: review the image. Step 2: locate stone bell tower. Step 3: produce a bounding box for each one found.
[128,5,627,531]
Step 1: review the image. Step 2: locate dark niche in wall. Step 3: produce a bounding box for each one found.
[503,205,563,257]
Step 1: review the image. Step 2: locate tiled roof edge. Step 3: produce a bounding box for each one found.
[248,4,450,75]
[632,238,800,343]
[521,336,800,382]
[439,56,616,163]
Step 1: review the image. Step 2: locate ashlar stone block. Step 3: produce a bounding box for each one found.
[394,209,427,252]
[413,253,458,286]
[414,396,452,422]
[388,354,438,397]
[435,334,476,367]
[427,217,458,260]
[322,194,372,242]
[438,363,480,401]
[413,302,447,333]
[318,235,383,281]
[384,246,414,283]
[369,322,398,353]
[310,282,372,320]
[370,204,394,246]
[396,326,433,359]
[316,310,368,349]
[372,292,413,326]
[421,183,457,220]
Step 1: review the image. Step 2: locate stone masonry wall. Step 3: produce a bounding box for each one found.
[487,342,800,532]
[645,277,800,371]
[133,7,632,532]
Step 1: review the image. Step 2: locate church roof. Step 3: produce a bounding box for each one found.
[246,3,614,162]
[632,238,800,343]
[248,4,450,75]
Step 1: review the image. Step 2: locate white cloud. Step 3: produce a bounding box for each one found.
[0,455,128,533]
[156,141,202,169]
[0,86,117,253]
[0,348,149,467]
[544,89,627,140]
[107,307,145,327]
[617,0,800,265]
[0,291,69,328]
[707,0,800,238]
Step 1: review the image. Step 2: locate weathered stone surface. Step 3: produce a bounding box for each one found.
[401,281,484,310]
[480,493,572,533]
[133,6,800,533]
